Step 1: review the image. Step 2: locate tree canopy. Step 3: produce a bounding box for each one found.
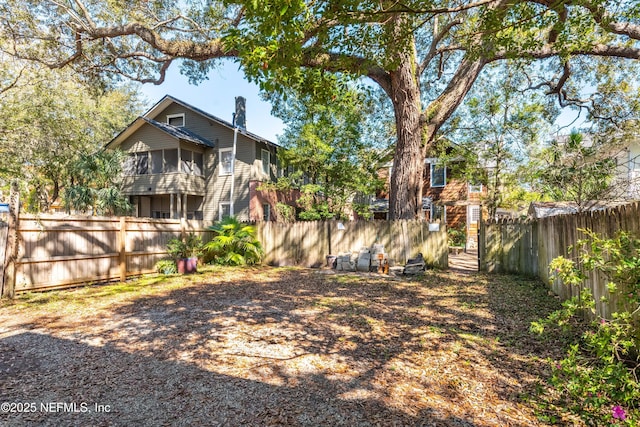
[264,87,386,220]
[531,131,628,210]
[2,0,640,218]
[0,58,143,212]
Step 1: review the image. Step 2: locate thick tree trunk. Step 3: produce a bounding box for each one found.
[388,54,487,220]
[389,52,424,220]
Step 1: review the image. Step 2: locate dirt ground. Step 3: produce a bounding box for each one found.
[0,267,569,426]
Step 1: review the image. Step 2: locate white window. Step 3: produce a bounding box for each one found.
[261,149,270,175]
[219,202,231,220]
[219,148,233,176]
[430,203,445,223]
[166,113,185,127]
[469,182,483,193]
[430,164,446,187]
[470,206,481,223]
[263,203,271,221]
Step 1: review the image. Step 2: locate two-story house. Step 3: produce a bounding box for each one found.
[373,158,485,247]
[106,95,281,222]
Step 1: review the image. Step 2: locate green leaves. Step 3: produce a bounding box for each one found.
[536,228,640,425]
[205,216,264,265]
[267,85,385,220]
[531,131,619,209]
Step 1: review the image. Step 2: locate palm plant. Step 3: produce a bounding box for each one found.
[205,216,264,266]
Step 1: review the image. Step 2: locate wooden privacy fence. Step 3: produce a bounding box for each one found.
[0,220,7,294]
[12,215,211,293]
[255,220,448,269]
[479,201,640,317]
[2,215,447,294]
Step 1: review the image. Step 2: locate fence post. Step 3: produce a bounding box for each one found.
[2,181,20,299]
[119,217,127,282]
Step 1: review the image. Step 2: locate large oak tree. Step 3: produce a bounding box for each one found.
[2,0,639,219]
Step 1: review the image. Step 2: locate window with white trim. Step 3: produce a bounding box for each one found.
[470,206,481,222]
[166,113,185,127]
[430,164,446,187]
[261,149,270,175]
[468,182,483,193]
[219,148,233,176]
[219,202,231,220]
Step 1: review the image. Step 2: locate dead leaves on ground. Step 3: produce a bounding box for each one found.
[0,267,568,426]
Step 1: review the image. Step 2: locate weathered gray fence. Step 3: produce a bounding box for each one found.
[4,216,447,294]
[255,220,448,269]
[479,201,640,317]
[13,215,211,292]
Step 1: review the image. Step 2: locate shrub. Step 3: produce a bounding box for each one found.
[166,233,203,259]
[447,225,466,247]
[204,216,264,266]
[531,229,640,425]
[155,259,177,275]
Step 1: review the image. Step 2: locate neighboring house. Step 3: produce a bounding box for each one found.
[106,95,282,222]
[373,158,485,247]
[528,200,628,219]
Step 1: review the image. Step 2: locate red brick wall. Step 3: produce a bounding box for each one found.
[249,181,301,222]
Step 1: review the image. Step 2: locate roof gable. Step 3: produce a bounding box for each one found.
[106,116,214,150]
[142,118,214,148]
[144,95,279,148]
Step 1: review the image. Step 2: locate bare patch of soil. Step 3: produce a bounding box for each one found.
[0,267,568,426]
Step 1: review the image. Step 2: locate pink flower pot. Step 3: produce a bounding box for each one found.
[177,257,198,274]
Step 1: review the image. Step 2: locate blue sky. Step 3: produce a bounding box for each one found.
[138,59,285,143]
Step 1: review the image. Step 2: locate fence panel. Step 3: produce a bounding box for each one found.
[255,219,447,269]
[9,216,448,293]
[480,201,640,318]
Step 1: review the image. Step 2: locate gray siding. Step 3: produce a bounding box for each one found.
[122,174,206,196]
[114,100,280,222]
[118,125,208,197]
[120,125,177,152]
[152,103,230,145]
[253,141,278,182]
[202,131,256,221]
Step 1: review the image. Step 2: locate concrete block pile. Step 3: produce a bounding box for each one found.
[334,244,389,273]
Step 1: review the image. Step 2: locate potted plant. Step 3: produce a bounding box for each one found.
[167,233,203,274]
